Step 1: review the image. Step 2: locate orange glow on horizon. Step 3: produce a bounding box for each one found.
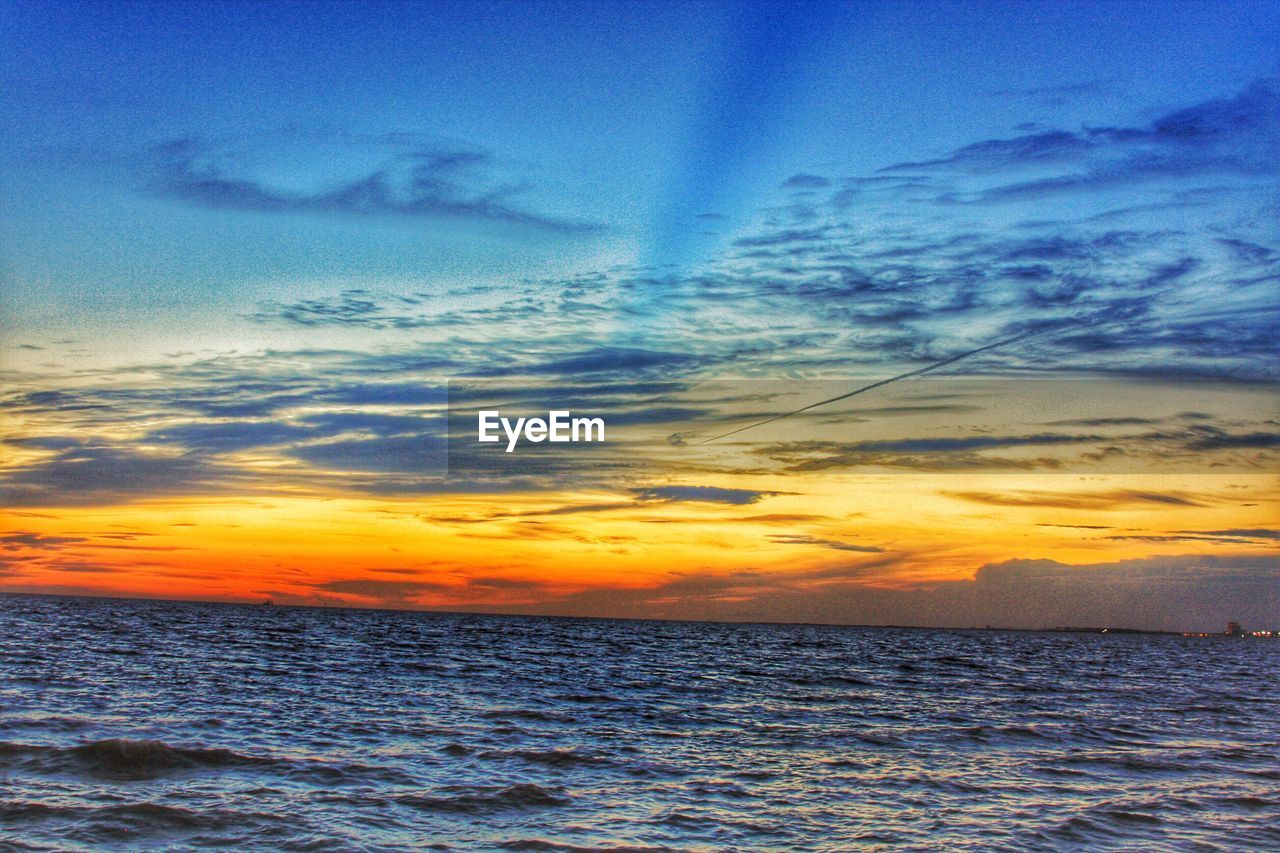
[4,472,1275,619]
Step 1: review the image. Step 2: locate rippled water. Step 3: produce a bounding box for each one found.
[2,594,1277,850]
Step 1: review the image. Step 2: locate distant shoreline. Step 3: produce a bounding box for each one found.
[2,589,1268,639]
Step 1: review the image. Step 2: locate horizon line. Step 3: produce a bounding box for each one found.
[0,588,1247,637]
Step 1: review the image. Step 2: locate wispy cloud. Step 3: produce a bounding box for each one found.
[1,532,87,550]
[633,485,778,505]
[883,80,1279,203]
[768,534,884,553]
[944,489,1207,510]
[143,131,600,233]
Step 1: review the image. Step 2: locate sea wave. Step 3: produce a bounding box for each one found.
[0,738,272,779]
[395,783,571,813]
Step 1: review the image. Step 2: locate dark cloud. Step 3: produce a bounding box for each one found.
[145,133,598,233]
[734,228,829,248]
[6,436,87,451]
[754,433,1095,473]
[742,408,1279,473]
[1183,427,1280,451]
[315,578,455,602]
[300,412,440,436]
[316,383,448,407]
[1195,528,1280,540]
[1109,528,1280,546]
[633,485,777,505]
[46,561,121,574]
[835,433,1097,454]
[884,80,1279,203]
[781,173,832,189]
[886,130,1093,172]
[1217,238,1277,265]
[0,532,87,550]
[1045,416,1164,427]
[312,574,554,607]
[1104,534,1261,545]
[252,290,435,329]
[768,534,884,553]
[945,489,1207,510]
[0,443,243,506]
[145,421,316,453]
[287,435,447,475]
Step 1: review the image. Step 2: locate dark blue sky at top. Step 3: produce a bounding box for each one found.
[0,0,1277,353]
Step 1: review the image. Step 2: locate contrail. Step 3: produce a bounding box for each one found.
[696,330,1038,445]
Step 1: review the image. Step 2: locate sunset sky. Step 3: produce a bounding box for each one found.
[2,0,1277,630]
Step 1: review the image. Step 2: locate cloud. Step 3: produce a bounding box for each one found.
[768,534,884,553]
[1045,416,1164,427]
[1195,528,1280,540]
[0,532,87,550]
[633,485,777,505]
[781,173,832,189]
[316,578,455,600]
[944,489,1207,510]
[752,432,1093,473]
[733,227,829,248]
[1105,528,1280,546]
[886,130,1094,172]
[300,412,440,436]
[0,443,244,506]
[477,553,1279,632]
[750,417,1280,472]
[252,290,436,330]
[886,80,1280,202]
[838,433,1097,454]
[310,573,555,608]
[1104,534,1260,545]
[1183,427,1280,451]
[144,132,599,233]
[287,435,447,475]
[145,421,316,453]
[528,347,712,377]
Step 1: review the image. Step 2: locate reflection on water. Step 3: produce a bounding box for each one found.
[2,594,1277,849]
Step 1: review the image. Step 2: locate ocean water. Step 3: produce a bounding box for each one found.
[1,595,1277,851]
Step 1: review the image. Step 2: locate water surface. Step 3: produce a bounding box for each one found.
[2,595,1277,850]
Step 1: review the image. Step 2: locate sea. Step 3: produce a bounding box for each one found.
[1,594,1277,851]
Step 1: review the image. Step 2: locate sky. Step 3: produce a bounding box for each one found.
[1,0,1277,630]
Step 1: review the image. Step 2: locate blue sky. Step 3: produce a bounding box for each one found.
[3,0,1277,346]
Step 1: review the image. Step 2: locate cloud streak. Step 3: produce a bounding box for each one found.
[145,132,599,233]
[883,80,1280,203]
